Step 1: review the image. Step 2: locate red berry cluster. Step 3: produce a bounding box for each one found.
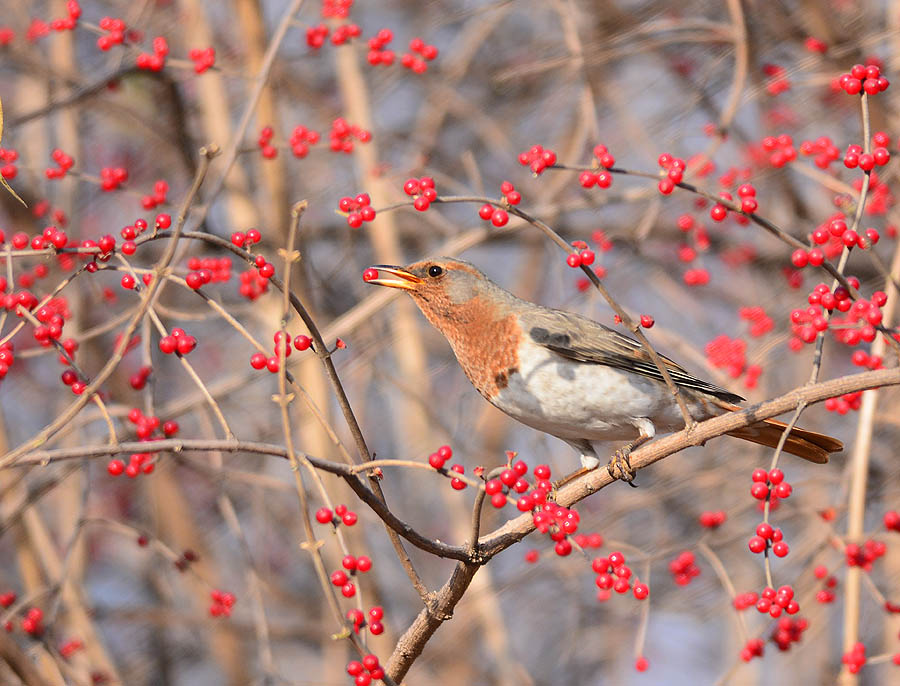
[347,605,384,635]
[578,168,613,189]
[338,193,376,228]
[189,47,216,74]
[484,461,531,509]
[824,391,863,415]
[704,335,747,379]
[656,152,686,194]
[322,0,353,18]
[739,306,774,338]
[21,607,43,637]
[307,24,329,49]
[740,638,765,662]
[185,256,232,290]
[427,445,454,469]
[683,267,710,286]
[830,294,887,347]
[136,37,169,72]
[238,267,270,301]
[838,63,890,95]
[733,590,759,610]
[565,240,595,269]
[533,503,583,557]
[159,327,197,356]
[845,539,886,570]
[763,63,790,96]
[401,37,438,73]
[733,183,759,213]
[49,1,80,30]
[366,29,395,65]
[755,584,800,618]
[116,221,140,243]
[330,554,372,598]
[258,126,278,159]
[750,468,793,502]
[100,166,128,191]
[331,23,362,46]
[798,135,841,169]
[0,147,19,180]
[141,180,169,209]
[45,148,74,179]
[771,616,807,651]
[249,331,296,373]
[346,653,384,686]
[96,17,126,51]
[107,448,156,478]
[25,19,51,42]
[231,228,262,249]
[844,144,890,173]
[593,551,649,602]
[30,298,71,351]
[209,590,236,617]
[289,125,320,158]
[842,642,866,674]
[518,144,557,175]
[699,510,727,528]
[755,134,796,169]
[814,565,838,604]
[129,365,153,390]
[2,288,38,314]
[572,532,604,549]
[315,504,358,527]
[427,446,469,490]
[668,550,700,585]
[329,118,371,153]
[748,520,788,558]
[805,36,828,53]
[403,176,437,211]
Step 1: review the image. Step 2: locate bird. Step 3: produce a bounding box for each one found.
[363,257,842,479]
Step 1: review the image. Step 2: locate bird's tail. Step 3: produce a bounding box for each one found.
[726,418,843,464]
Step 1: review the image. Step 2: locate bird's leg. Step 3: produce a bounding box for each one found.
[607,419,655,487]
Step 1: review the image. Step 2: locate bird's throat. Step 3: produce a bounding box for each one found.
[413,293,522,398]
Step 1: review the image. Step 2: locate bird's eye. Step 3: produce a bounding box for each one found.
[427,265,443,278]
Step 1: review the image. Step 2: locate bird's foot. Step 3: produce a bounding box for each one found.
[607,447,638,488]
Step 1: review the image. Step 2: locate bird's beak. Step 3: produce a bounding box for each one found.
[363,265,424,291]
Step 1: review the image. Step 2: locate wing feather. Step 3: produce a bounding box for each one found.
[523,308,744,404]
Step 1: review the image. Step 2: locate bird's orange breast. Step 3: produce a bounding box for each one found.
[416,294,522,399]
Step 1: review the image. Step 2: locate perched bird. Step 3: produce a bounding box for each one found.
[364,257,842,477]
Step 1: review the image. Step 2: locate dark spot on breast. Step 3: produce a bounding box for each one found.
[493,366,518,389]
[530,327,570,347]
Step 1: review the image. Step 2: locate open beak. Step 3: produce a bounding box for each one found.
[363,265,423,291]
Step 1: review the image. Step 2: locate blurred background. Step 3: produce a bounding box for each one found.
[0,0,899,684]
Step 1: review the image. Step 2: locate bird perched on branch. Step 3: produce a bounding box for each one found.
[364,257,842,480]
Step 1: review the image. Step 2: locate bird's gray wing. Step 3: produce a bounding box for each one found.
[521,307,744,403]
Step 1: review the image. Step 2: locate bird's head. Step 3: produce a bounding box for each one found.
[364,257,505,333]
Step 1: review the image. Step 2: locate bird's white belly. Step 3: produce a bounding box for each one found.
[491,341,696,442]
